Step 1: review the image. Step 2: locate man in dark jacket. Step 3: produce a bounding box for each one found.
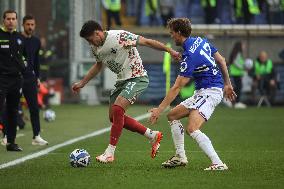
[21,15,48,145]
[0,10,27,151]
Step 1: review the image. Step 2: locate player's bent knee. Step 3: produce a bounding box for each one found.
[186,127,196,135]
[167,110,178,121]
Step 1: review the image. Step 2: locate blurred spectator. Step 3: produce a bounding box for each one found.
[255,0,269,24]
[125,0,137,16]
[234,0,260,24]
[38,81,54,110]
[102,0,122,30]
[159,0,175,26]
[201,0,218,24]
[266,0,284,24]
[229,41,247,108]
[281,0,284,22]
[39,37,53,81]
[174,0,190,18]
[145,0,159,25]
[0,122,3,135]
[180,82,195,100]
[217,0,234,24]
[279,49,284,60]
[251,51,277,104]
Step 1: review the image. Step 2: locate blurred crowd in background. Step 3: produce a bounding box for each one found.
[119,0,284,27]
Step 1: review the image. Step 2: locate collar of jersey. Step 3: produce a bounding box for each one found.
[0,26,17,33]
[182,37,191,49]
[100,31,108,46]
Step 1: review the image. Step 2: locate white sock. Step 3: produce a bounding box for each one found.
[144,128,156,140]
[106,144,116,156]
[169,120,186,158]
[190,130,223,165]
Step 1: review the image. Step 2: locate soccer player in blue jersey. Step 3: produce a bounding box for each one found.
[149,18,236,170]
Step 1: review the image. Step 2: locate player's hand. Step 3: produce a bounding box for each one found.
[224,84,237,102]
[169,49,181,61]
[148,108,161,125]
[72,81,85,94]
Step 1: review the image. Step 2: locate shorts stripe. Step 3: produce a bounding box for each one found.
[197,99,206,109]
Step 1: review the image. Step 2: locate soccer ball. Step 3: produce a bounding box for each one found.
[69,149,91,168]
[244,58,254,70]
[43,109,56,122]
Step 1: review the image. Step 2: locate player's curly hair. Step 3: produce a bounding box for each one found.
[167,18,191,37]
[80,20,103,38]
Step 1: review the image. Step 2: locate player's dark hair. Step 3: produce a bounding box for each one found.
[229,41,244,64]
[80,20,103,38]
[23,14,35,24]
[167,18,191,37]
[2,9,17,19]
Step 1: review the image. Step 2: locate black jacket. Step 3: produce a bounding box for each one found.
[22,35,41,79]
[0,27,27,76]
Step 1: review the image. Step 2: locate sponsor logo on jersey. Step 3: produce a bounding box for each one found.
[189,37,203,53]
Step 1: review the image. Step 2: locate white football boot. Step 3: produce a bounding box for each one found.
[32,135,48,146]
[161,154,188,168]
[204,163,228,171]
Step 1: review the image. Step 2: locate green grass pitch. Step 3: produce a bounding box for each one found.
[0,105,283,189]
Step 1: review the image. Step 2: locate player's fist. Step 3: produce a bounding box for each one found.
[170,50,181,61]
[72,81,85,93]
[224,84,237,102]
[148,108,161,125]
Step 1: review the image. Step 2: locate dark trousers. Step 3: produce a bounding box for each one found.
[0,75,22,144]
[23,76,40,137]
[204,6,217,24]
[1,104,25,135]
[106,10,121,30]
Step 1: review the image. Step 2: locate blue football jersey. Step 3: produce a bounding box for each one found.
[179,37,224,90]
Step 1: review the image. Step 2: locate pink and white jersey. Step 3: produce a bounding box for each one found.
[91,30,147,81]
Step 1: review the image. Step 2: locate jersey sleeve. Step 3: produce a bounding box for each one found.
[179,55,194,78]
[118,31,139,48]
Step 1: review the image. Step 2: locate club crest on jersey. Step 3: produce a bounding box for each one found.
[111,48,117,54]
[17,38,22,45]
[180,61,187,72]
[180,57,188,72]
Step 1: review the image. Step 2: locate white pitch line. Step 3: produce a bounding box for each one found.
[0,112,150,170]
[16,133,25,138]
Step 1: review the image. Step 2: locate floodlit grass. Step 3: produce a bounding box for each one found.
[0,105,283,189]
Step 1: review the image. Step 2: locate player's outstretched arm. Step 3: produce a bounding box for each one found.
[149,76,190,124]
[72,62,103,93]
[214,52,237,102]
[138,36,180,60]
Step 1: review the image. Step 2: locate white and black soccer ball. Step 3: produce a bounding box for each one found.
[69,149,91,168]
[244,58,254,70]
[43,109,56,122]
